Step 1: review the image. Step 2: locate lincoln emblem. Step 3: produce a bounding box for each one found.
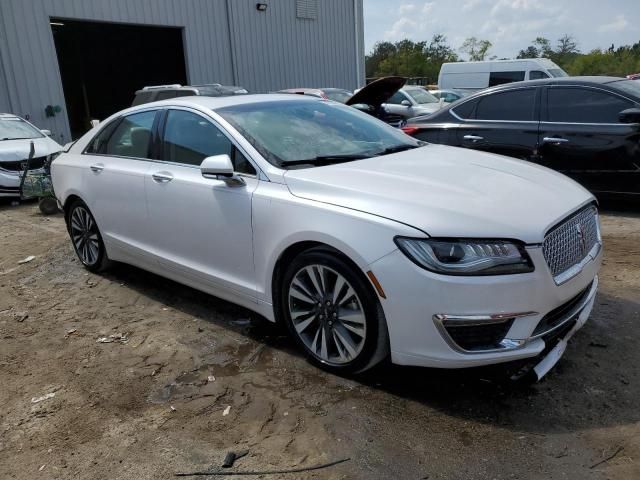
[576,223,586,254]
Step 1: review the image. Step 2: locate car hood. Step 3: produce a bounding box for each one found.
[0,137,62,162]
[347,76,406,108]
[284,144,594,244]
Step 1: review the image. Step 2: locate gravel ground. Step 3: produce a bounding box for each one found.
[0,200,638,480]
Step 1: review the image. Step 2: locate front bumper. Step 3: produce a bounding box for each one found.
[0,170,21,197]
[369,244,601,369]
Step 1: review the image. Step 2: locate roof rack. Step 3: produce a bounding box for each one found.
[141,84,183,91]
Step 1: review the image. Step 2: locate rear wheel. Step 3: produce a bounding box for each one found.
[66,200,110,272]
[281,248,389,373]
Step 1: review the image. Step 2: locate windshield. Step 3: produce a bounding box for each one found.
[611,79,640,100]
[405,88,439,104]
[548,68,568,78]
[0,117,44,141]
[217,100,420,168]
[324,90,352,103]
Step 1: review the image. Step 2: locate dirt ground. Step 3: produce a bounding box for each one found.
[1,200,639,480]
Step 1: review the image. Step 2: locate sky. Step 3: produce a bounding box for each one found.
[363,0,640,59]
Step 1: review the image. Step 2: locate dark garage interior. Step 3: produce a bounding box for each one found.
[51,18,187,139]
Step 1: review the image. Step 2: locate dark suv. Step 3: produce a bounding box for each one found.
[403,76,640,198]
[132,83,248,106]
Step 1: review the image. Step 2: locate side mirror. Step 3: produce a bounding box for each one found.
[90,119,100,128]
[401,99,412,107]
[619,108,640,124]
[41,129,52,136]
[201,154,234,178]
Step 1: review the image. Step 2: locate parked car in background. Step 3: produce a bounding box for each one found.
[276,88,353,103]
[438,58,567,94]
[403,76,640,198]
[382,85,444,119]
[627,73,640,80]
[52,94,601,380]
[428,89,466,103]
[132,83,248,106]
[0,113,62,197]
[346,76,408,127]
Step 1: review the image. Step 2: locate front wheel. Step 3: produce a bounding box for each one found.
[66,200,111,272]
[281,249,389,374]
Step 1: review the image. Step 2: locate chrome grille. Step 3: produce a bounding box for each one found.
[542,206,599,280]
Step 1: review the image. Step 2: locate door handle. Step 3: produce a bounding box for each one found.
[542,137,569,144]
[152,172,173,183]
[463,135,484,142]
[90,163,104,173]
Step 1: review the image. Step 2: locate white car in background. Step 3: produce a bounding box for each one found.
[51,95,601,379]
[0,113,62,197]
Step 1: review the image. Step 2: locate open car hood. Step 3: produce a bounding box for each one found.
[346,76,406,108]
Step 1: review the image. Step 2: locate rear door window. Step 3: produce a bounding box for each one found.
[102,110,157,158]
[547,87,633,123]
[489,71,526,87]
[475,88,537,121]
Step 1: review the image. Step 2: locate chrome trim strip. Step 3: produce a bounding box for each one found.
[434,276,598,354]
[530,276,598,340]
[432,311,537,354]
[553,241,601,285]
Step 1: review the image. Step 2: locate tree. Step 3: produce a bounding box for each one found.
[365,35,459,82]
[533,37,554,57]
[459,37,492,61]
[556,34,579,58]
[517,46,539,59]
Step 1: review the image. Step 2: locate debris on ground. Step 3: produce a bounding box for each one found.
[222,449,249,468]
[590,446,625,469]
[207,375,215,383]
[96,333,129,344]
[17,255,35,264]
[588,341,608,348]
[222,406,231,416]
[31,392,56,404]
[175,457,351,477]
[229,318,251,327]
[64,328,77,338]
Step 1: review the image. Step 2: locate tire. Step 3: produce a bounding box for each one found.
[66,199,111,272]
[38,197,59,215]
[280,248,389,374]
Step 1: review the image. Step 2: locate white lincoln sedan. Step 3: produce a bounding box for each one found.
[51,95,602,379]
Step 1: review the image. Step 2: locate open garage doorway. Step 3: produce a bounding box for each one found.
[51,18,187,139]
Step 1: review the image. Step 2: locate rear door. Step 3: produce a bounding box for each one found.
[538,85,640,195]
[81,109,159,263]
[455,87,540,160]
[143,107,259,300]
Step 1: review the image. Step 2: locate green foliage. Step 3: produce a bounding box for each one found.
[365,35,458,82]
[366,33,640,82]
[516,35,640,77]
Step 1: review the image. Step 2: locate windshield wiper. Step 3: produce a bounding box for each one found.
[281,153,371,167]
[376,144,420,156]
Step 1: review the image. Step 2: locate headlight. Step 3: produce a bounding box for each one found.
[394,237,534,275]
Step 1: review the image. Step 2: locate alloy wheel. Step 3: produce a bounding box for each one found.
[287,264,367,365]
[70,206,100,266]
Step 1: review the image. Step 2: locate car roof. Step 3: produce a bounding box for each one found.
[143,93,323,111]
[0,113,21,119]
[485,76,625,90]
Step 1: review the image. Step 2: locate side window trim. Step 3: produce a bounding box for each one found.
[542,85,634,125]
[157,106,260,176]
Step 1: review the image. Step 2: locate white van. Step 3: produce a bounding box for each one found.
[438,58,567,93]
